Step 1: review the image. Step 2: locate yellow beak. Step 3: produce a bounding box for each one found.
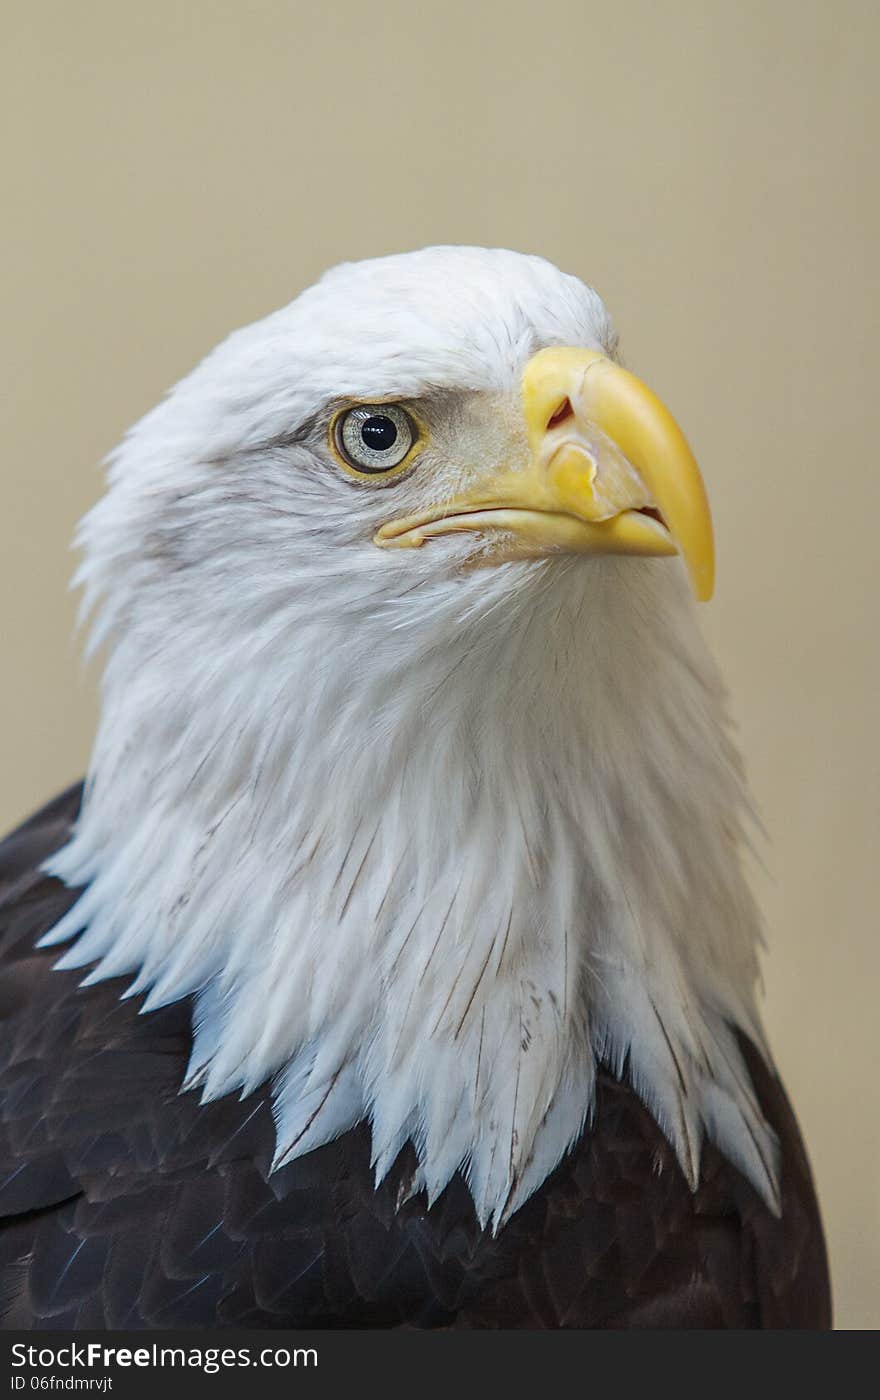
[375,346,715,601]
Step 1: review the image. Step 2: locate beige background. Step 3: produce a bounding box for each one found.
[2,0,877,1327]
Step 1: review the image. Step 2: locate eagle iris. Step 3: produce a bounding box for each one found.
[336,403,416,475]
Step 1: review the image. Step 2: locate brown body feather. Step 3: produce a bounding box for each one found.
[0,787,830,1328]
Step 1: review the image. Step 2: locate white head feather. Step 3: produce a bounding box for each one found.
[43,247,778,1228]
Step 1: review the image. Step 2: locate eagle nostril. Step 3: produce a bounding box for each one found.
[546,397,575,431]
[637,505,668,530]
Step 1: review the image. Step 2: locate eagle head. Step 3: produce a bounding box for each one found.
[44,247,777,1229]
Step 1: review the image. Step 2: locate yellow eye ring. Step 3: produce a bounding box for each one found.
[329,403,427,480]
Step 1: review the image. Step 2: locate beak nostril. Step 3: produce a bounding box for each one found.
[637,506,668,530]
[546,397,575,431]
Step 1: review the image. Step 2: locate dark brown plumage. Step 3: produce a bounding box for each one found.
[0,786,831,1329]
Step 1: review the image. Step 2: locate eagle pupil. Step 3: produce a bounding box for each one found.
[361,415,397,452]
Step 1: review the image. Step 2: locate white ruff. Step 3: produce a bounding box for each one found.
[42,247,779,1229]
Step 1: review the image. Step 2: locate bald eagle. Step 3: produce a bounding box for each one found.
[0,248,829,1328]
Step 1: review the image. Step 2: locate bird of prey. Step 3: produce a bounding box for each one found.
[0,247,830,1328]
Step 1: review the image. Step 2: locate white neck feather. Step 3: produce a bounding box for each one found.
[44,540,779,1228]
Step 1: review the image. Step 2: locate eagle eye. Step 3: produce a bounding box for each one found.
[332,404,419,477]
